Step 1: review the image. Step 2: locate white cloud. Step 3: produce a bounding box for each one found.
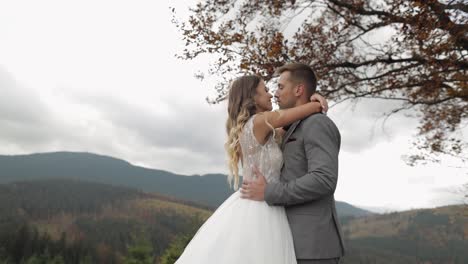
[335,134,467,210]
[328,98,419,153]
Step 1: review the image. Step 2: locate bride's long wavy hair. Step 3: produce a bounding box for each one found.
[225,75,261,190]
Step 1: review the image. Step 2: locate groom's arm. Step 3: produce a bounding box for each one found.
[264,114,340,206]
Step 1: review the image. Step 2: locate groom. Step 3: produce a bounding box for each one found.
[241,63,345,263]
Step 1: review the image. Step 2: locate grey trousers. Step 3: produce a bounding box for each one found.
[297,258,340,264]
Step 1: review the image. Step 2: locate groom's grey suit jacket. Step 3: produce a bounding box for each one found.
[265,113,345,260]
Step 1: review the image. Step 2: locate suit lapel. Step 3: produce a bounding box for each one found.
[281,120,302,150]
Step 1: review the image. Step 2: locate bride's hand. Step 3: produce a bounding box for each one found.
[310,93,328,114]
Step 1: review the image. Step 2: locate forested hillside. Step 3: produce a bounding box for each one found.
[341,205,468,263]
[1,179,466,263]
[0,179,210,263]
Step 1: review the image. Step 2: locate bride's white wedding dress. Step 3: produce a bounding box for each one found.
[175,116,297,264]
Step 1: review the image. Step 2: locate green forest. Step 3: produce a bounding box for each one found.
[0,179,209,263]
[0,179,466,264]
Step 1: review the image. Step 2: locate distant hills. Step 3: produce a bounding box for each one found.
[1,178,466,263]
[0,179,210,263]
[0,152,371,218]
[342,205,468,263]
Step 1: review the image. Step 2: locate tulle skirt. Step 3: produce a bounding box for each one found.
[175,191,297,264]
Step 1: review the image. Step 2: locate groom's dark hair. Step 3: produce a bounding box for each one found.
[275,63,317,97]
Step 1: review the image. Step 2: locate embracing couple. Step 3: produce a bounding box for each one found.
[176,63,345,264]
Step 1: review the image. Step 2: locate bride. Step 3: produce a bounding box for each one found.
[175,75,327,264]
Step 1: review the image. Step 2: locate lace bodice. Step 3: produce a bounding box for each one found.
[240,115,283,183]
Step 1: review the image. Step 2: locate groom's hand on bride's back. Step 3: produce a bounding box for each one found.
[240,166,266,201]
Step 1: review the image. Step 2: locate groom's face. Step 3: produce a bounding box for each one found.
[275,71,298,109]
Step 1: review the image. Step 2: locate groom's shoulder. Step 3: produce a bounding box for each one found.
[303,113,335,126]
[302,113,340,133]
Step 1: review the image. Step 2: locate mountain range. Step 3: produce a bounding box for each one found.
[0,151,372,218]
[0,153,466,263]
[1,178,465,263]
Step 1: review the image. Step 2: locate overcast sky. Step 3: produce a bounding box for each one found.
[0,0,466,212]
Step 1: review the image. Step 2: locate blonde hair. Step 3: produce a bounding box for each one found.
[225,75,261,190]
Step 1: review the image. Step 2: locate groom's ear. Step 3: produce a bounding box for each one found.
[294,83,305,97]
